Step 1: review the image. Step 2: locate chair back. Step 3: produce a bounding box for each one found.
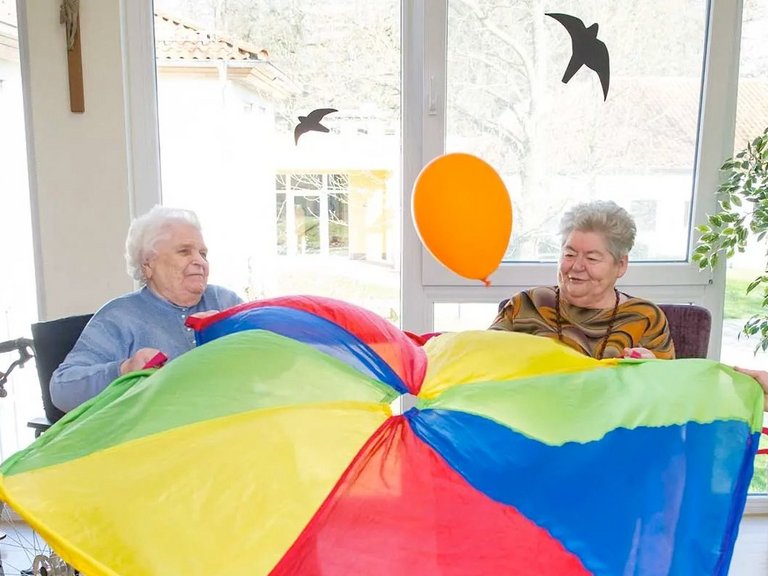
[658,304,711,359]
[30,313,93,423]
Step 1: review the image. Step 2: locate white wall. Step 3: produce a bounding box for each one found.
[20,0,133,320]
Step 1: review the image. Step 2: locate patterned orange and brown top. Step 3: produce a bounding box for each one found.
[490,286,676,360]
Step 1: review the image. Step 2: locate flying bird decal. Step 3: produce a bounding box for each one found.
[294,108,338,145]
[546,12,610,100]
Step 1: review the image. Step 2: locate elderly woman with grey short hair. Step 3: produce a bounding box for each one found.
[50,206,243,412]
[491,200,675,360]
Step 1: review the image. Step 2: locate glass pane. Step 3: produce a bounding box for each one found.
[329,173,349,190]
[434,303,500,332]
[153,0,401,322]
[329,192,349,256]
[0,0,40,458]
[275,192,287,255]
[291,173,322,191]
[446,1,707,262]
[718,0,768,495]
[294,195,321,255]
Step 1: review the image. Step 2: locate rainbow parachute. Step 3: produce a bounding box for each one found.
[0,295,763,575]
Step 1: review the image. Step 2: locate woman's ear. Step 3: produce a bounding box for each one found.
[616,255,629,278]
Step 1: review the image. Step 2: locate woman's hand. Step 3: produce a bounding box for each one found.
[120,348,162,375]
[734,366,768,412]
[622,347,656,359]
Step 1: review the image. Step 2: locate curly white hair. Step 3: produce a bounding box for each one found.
[124,205,202,284]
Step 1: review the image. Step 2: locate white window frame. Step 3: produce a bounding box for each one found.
[121,0,163,218]
[126,0,743,351]
[402,0,744,356]
[276,172,350,257]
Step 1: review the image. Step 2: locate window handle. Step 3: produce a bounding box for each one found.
[427,75,437,116]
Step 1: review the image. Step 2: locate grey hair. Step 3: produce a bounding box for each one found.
[559,200,636,261]
[125,205,202,284]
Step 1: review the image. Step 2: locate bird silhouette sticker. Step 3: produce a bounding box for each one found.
[545,13,610,101]
[294,108,338,145]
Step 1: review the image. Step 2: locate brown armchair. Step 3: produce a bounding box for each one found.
[657,304,711,359]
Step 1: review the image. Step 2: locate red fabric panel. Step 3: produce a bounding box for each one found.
[271,417,590,575]
[403,331,443,346]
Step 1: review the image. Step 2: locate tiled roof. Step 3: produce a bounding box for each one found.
[154,11,268,62]
[735,79,768,150]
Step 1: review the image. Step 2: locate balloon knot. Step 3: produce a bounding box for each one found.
[481,278,491,287]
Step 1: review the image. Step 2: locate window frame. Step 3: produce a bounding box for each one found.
[275,172,351,257]
[402,0,743,357]
[126,0,741,346]
[122,0,163,218]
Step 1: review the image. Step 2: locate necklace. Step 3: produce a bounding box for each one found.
[554,286,620,360]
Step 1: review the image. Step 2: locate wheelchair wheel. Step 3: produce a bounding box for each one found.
[0,503,77,576]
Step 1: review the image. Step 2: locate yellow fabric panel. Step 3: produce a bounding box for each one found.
[1,402,389,576]
[420,331,611,399]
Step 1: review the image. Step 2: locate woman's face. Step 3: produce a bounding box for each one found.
[558,229,627,308]
[143,222,209,307]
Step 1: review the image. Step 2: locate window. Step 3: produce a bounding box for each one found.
[131,0,760,490]
[275,173,349,257]
[153,0,401,320]
[445,1,706,263]
[718,0,768,368]
[434,302,499,332]
[0,0,38,457]
[328,191,350,256]
[630,200,657,234]
[720,0,768,495]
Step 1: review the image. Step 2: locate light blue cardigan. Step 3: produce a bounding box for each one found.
[50,285,242,412]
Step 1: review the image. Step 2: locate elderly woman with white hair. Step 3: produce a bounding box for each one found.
[50,206,243,412]
[491,200,675,360]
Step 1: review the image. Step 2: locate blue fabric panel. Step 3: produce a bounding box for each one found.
[197,306,408,393]
[407,409,758,576]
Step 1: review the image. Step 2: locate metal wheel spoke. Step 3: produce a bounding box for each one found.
[1,506,77,576]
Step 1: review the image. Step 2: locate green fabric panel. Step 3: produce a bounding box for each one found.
[418,359,765,446]
[2,330,397,476]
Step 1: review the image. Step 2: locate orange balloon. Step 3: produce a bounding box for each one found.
[412,153,513,285]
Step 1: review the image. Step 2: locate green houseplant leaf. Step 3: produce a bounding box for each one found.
[697,127,768,353]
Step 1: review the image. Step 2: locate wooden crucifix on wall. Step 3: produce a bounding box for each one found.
[60,0,84,113]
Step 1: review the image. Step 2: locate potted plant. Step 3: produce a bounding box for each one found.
[694,127,768,351]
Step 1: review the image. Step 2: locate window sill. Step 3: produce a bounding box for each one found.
[745,494,768,516]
